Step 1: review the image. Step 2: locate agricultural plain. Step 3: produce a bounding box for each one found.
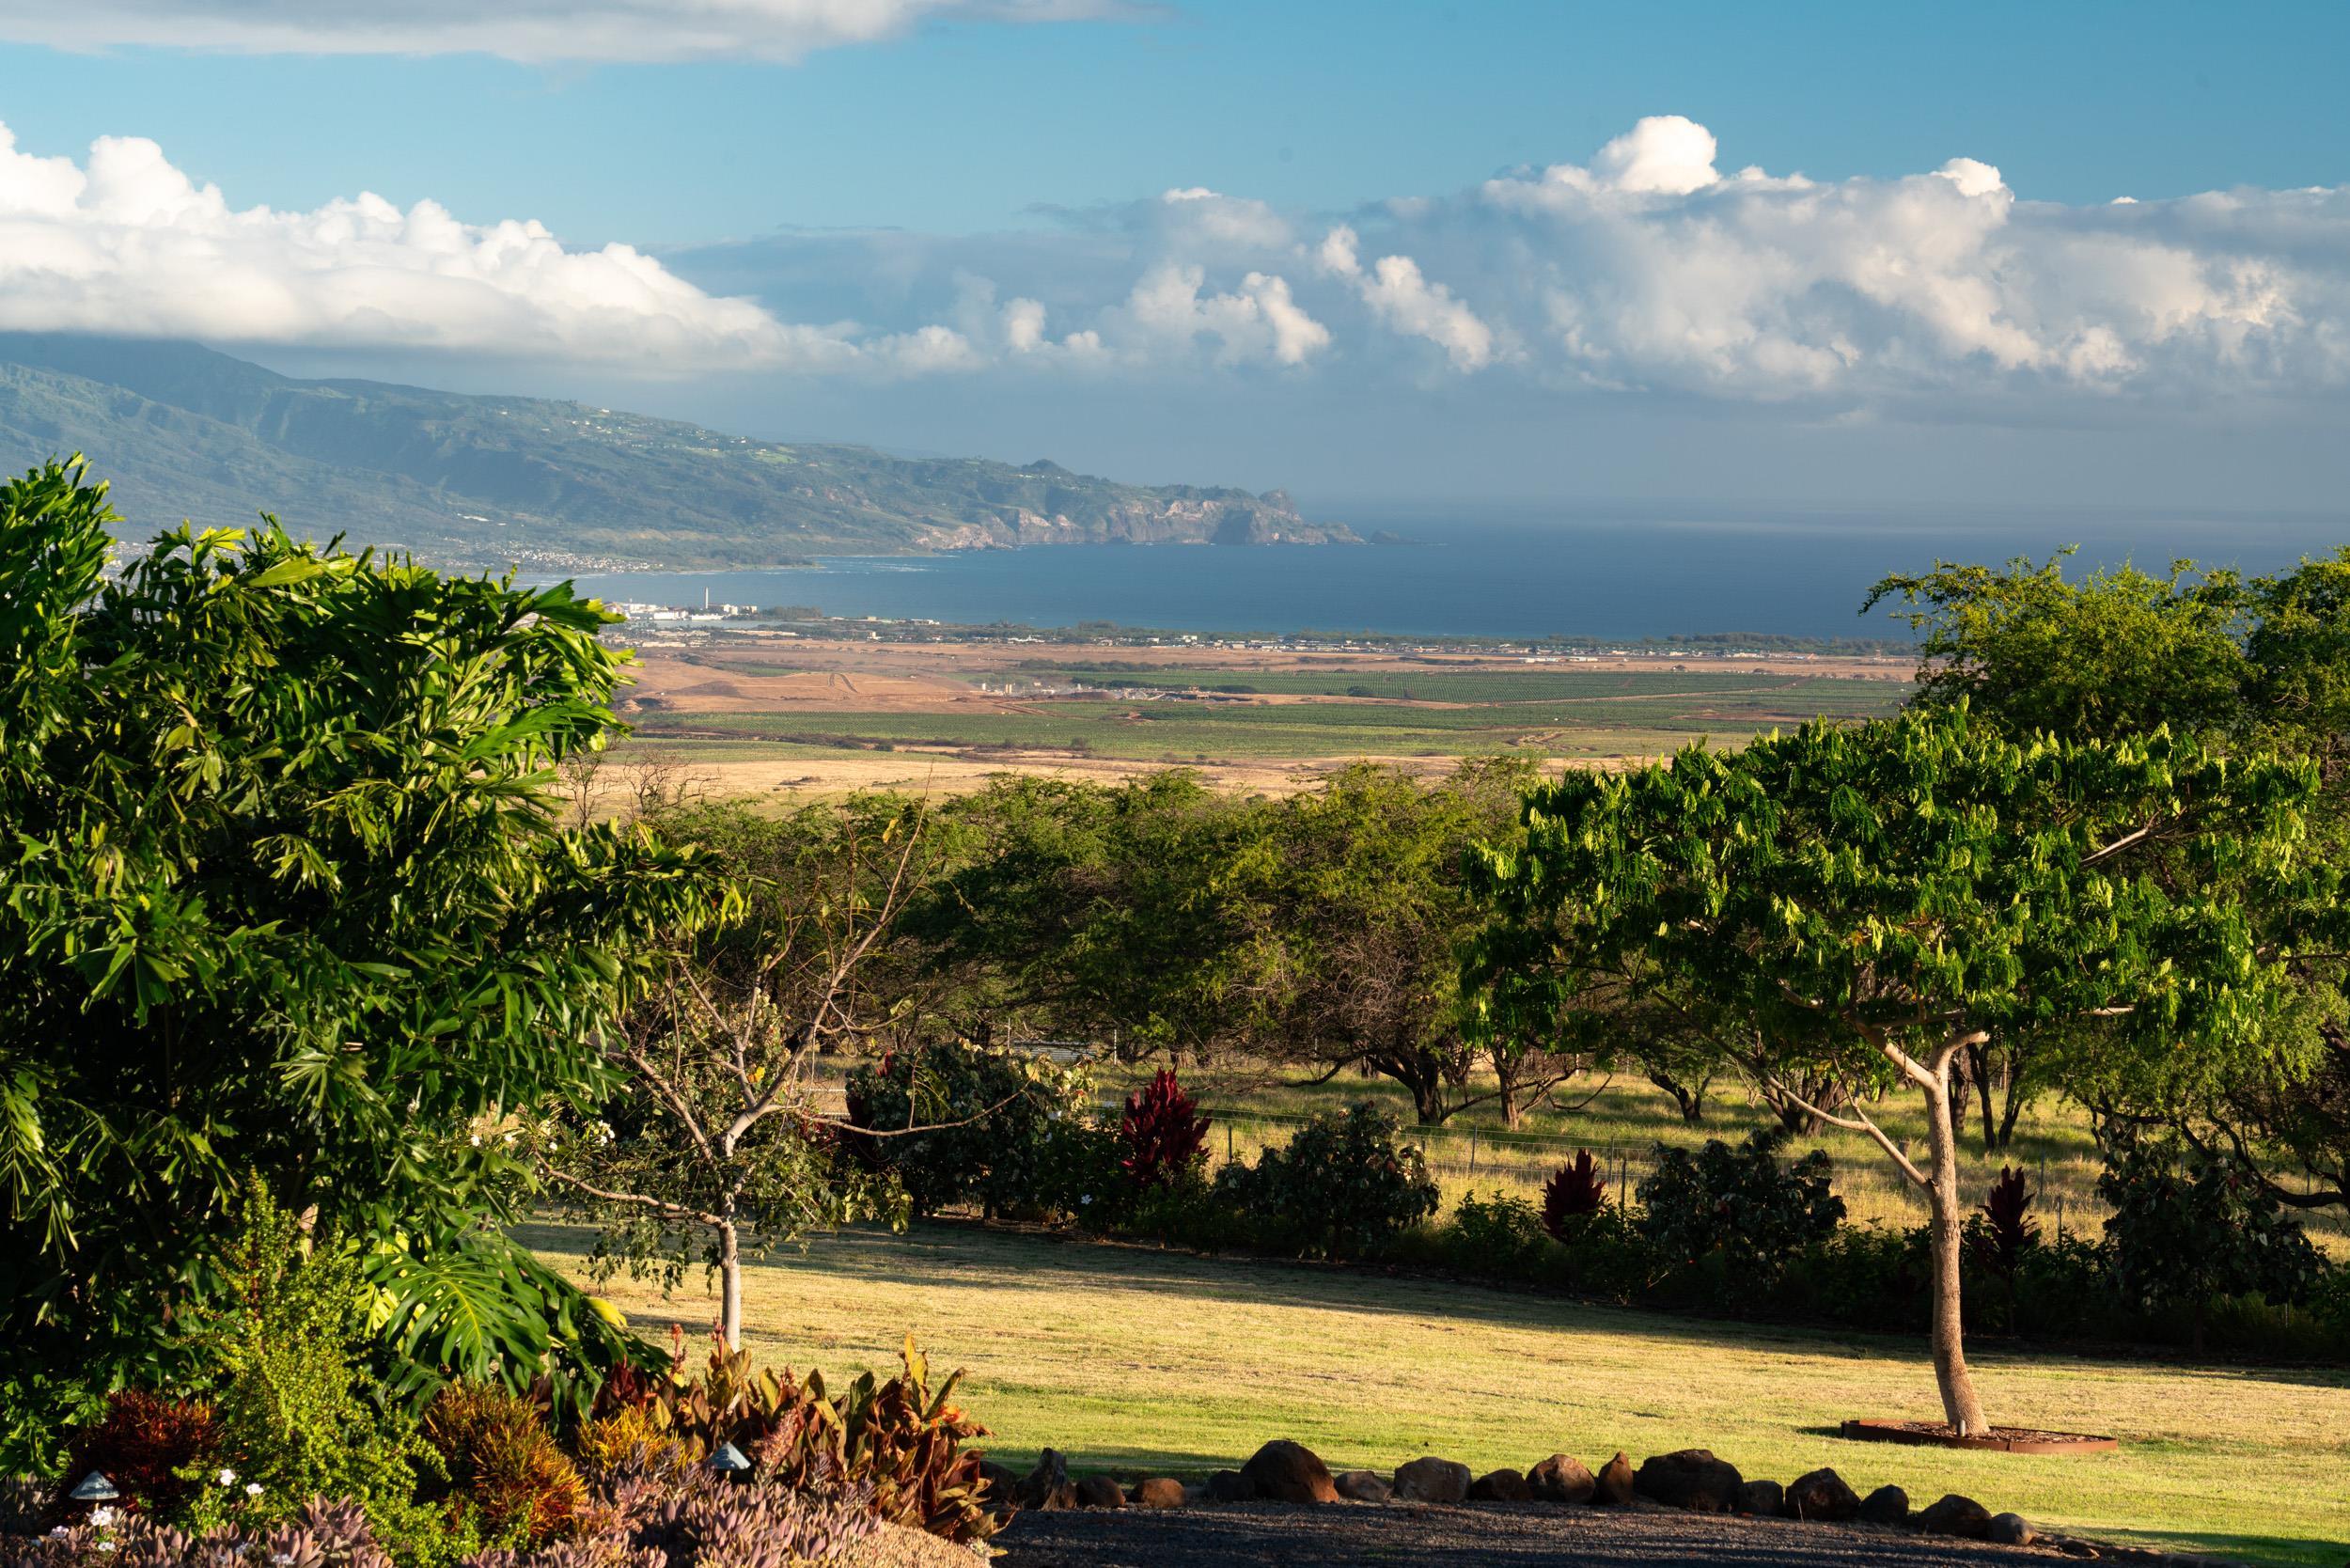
[599,636,1912,795]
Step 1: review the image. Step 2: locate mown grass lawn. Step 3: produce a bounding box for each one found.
[528,1220,2350,1568]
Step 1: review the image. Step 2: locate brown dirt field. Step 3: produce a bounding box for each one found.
[620,654,983,714]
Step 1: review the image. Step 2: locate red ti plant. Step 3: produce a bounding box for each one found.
[1540,1151,1610,1242]
[1118,1070,1211,1188]
[1966,1165,2040,1331]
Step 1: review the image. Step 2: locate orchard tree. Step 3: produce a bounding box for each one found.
[543,797,940,1348]
[1468,707,2322,1435]
[905,772,1267,1059]
[1244,760,1567,1125]
[0,461,712,1435]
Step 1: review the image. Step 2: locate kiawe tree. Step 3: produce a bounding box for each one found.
[1469,706,2323,1434]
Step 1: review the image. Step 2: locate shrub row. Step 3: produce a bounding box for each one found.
[847,1049,2350,1363]
[1402,1132,2350,1361]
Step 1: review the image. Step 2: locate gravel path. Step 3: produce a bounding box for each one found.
[994,1500,2086,1568]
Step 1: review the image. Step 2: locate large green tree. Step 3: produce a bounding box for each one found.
[0,461,710,1433]
[905,771,1271,1058]
[1872,549,2350,1198]
[1469,707,2322,1433]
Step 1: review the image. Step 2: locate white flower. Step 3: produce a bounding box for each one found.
[244,1482,264,1497]
[1079,1194,1093,1205]
[89,1509,117,1528]
[97,1544,117,1554]
[49,1526,67,1538]
[272,1555,294,1565]
[217,1468,238,1486]
[469,1134,482,1147]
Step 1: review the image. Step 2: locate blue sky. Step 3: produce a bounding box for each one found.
[7,3,2347,240]
[0,0,2346,516]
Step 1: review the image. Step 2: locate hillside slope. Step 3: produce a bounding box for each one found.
[0,334,1351,569]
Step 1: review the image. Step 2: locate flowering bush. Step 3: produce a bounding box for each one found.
[3,1461,881,1568]
[9,1497,393,1568]
[1636,1129,1843,1282]
[1213,1103,1438,1259]
[477,1446,876,1568]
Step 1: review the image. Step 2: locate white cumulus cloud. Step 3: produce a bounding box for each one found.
[0,0,1133,65]
[8,110,2349,412]
[0,121,850,369]
[1104,264,1329,367]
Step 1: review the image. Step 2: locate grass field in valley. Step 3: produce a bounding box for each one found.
[529,1220,2350,1567]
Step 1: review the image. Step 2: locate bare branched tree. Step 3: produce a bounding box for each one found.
[542,798,933,1347]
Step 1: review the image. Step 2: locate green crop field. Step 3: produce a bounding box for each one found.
[532,1220,2350,1567]
[1036,666,1886,703]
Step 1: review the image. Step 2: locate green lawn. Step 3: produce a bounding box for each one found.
[531,1220,2350,1567]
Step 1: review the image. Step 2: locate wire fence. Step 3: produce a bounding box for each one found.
[1161,1099,2125,1237]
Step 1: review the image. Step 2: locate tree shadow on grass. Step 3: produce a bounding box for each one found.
[515,1217,2350,1397]
[2100,1529,2348,1568]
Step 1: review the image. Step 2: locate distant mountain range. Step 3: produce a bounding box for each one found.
[0,334,1353,570]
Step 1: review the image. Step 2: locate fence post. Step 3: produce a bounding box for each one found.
[1227,1125,1234,1168]
[1469,1133,1478,1177]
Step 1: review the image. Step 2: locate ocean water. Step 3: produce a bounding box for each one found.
[551,509,2350,643]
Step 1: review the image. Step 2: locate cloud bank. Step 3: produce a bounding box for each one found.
[0,0,1129,65]
[4,113,2347,413]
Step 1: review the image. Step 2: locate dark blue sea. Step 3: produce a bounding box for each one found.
[551,506,2350,643]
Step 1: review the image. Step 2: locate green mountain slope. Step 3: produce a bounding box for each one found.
[0,335,1352,569]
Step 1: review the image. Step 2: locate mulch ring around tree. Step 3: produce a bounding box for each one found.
[993,1499,2135,1568]
[1840,1420,2121,1455]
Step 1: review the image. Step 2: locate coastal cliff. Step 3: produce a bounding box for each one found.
[0,334,1353,570]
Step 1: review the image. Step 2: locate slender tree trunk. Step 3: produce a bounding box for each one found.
[718,1216,743,1350]
[1966,1041,1999,1154]
[1996,1061,2029,1151]
[1919,1071,1989,1435]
